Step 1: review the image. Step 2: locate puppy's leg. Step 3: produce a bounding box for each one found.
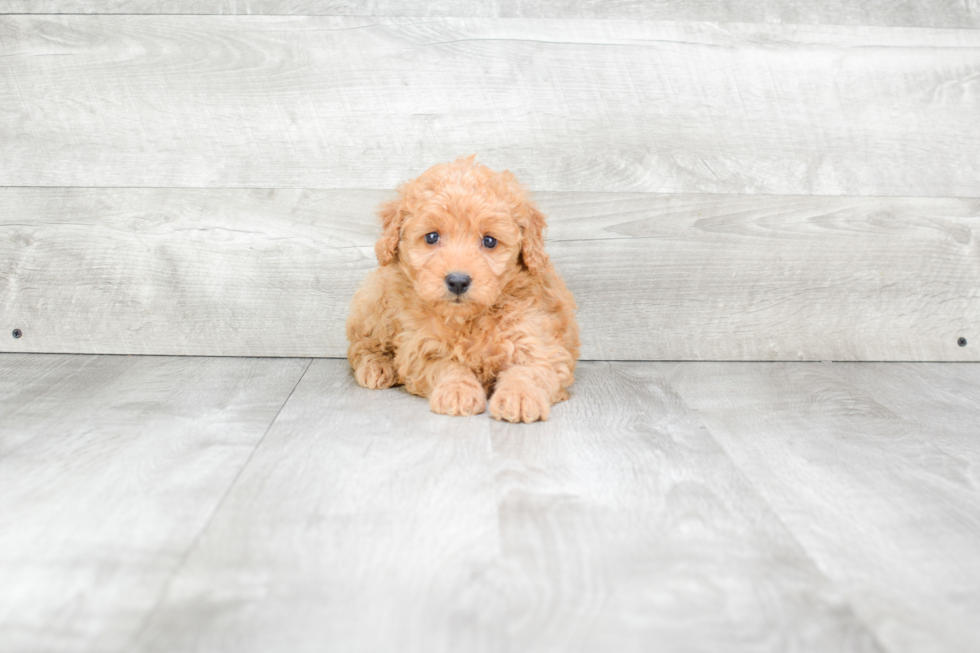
[346,278,397,390]
[351,350,397,389]
[489,365,561,423]
[425,361,487,417]
[348,328,397,390]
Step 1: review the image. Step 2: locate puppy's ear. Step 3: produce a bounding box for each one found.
[374,198,403,266]
[518,203,549,275]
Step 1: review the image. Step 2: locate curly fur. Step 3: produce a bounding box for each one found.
[346,156,580,423]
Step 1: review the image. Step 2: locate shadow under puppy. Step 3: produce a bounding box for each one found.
[346,156,580,423]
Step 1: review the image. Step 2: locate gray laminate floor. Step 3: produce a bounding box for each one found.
[1,354,978,653]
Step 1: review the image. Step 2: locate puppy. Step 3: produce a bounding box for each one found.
[346,156,579,423]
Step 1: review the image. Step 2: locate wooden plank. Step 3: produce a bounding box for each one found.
[666,361,980,653]
[557,193,980,361]
[844,364,980,467]
[2,16,979,195]
[131,358,504,653]
[0,187,381,358]
[132,360,882,652]
[2,188,977,360]
[0,353,310,653]
[3,0,979,29]
[480,361,883,652]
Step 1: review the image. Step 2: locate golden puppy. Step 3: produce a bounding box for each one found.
[346,156,580,423]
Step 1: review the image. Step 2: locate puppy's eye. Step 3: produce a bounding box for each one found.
[482,236,497,249]
[424,232,439,245]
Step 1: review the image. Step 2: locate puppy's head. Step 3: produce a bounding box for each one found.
[375,156,548,316]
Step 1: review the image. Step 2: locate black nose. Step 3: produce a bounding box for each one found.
[445,272,471,296]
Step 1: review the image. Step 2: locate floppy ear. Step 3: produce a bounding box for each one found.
[518,203,549,275]
[374,198,403,266]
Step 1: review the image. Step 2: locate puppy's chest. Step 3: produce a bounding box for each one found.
[448,328,501,365]
[398,314,512,371]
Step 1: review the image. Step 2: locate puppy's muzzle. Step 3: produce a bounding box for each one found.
[445,272,471,296]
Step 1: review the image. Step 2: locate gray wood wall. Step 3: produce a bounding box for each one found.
[1,5,978,360]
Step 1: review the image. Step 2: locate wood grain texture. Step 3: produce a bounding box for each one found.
[132,359,882,653]
[4,355,978,652]
[3,0,980,29]
[2,16,979,195]
[131,358,503,653]
[666,361,980,653]
[479,361,881,652]
[556,193,980,361]
[0,353,310,653]
[2,188,977,360]
[0,188,381,359]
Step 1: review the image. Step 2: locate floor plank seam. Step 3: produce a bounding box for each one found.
[720,452,894,652]
[123,357,314,649]
[667,381,894,652]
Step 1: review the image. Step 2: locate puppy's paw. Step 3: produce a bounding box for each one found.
[489,384,551,423]
[430,376,486,416]
[354,355,397,389]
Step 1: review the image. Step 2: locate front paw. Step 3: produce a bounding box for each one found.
[489,385,550,423]
[354,356,397,389]
[430,377,486,416]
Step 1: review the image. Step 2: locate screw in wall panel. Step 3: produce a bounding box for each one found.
[959,337,968,347]
[12,329,22,339]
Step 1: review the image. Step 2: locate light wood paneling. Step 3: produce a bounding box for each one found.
[2,16,979,195]
[0,188,380,359]
[3,1,980,29]
[2,188,976,360]
[132,359,881,652]
[667,361,980,653]
[0,353,310,653]
[558,193,980,361]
